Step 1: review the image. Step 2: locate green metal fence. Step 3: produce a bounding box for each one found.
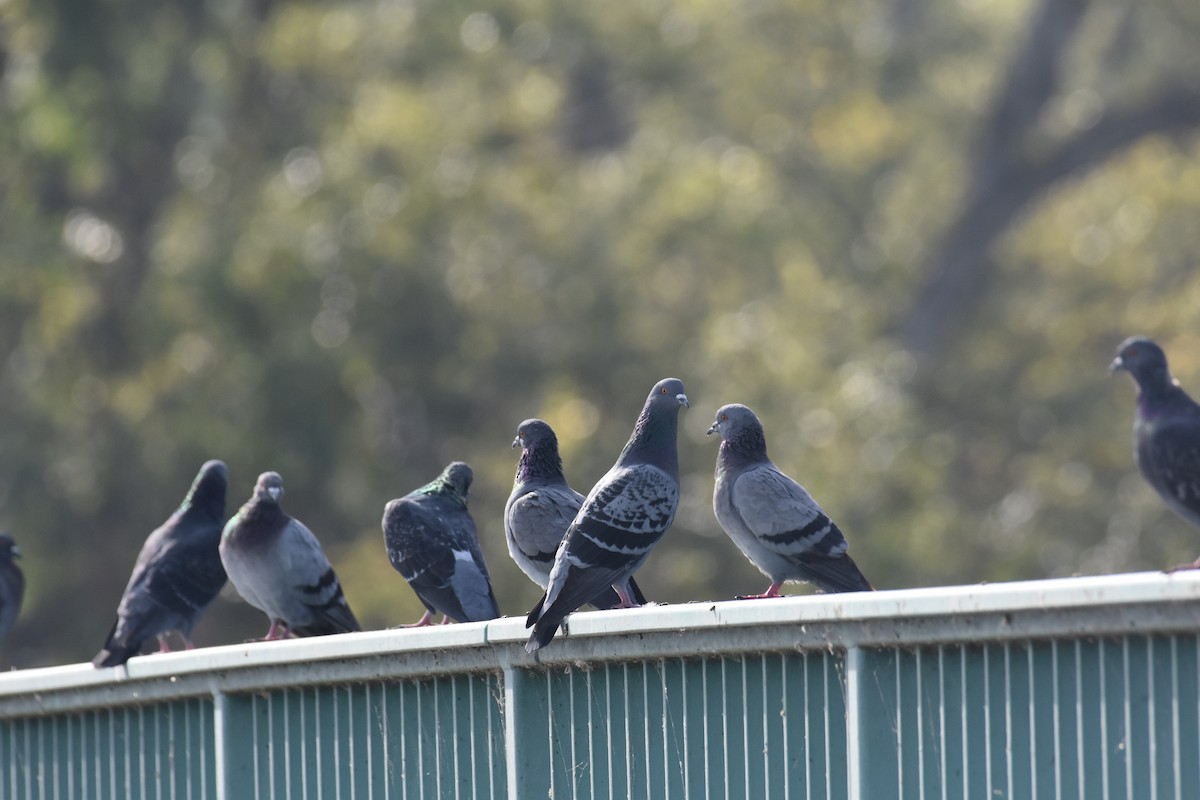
[2,571,1199,799]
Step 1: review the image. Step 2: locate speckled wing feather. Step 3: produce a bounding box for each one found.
[731,465,849,559]
[1139,415,1200,525]
[527,464,677,647]
[383,497,499,623]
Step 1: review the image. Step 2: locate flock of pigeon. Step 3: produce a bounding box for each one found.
[0,336,1197,665]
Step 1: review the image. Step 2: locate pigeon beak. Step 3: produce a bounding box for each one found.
[706,422,719,436]
[10,546,19,559]
[511,436,521,449]
[676,393,689,408]
[1108,356,1125,376]
[268,486,283,501]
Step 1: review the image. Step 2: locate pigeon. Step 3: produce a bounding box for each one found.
[382,462,500,626]
[0,533,24,644]
[505,419,647,609]
[526,378,689,653]
[220,471,360,639]
[1111,336,1200,569]
[93,460,229,667]
[707,404,873,597]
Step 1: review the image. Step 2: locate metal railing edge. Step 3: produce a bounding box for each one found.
[1,570,1198,719]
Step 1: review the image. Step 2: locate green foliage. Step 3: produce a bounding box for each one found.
[2,0,1200,667]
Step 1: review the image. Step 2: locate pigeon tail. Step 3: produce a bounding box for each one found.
[526,610,564,653]
[797,554,874,594]
[92,621,138,668]
[92,647,136,669]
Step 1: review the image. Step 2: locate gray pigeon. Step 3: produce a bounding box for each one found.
[1111,336,1200,569]
[505,419,647,609]
[526,378,689,652]
[0,533,24,644]
[220,471,360,639]
[382,462,500,626]
[93,460,229,667]
[708,404,873,597]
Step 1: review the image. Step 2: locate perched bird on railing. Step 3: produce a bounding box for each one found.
[93,460,229,667]
[506,419,648,610]
[526,378,689,653]
[382,461,500,626]
[0,533,24,644]
[220,471,360,639]
[708,404,873,597]
[1111,336,1200,570]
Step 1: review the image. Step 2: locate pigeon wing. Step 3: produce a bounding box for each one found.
[1142,416,1200,521]
[732,465,871,592]
[505,484,583,566]
[538,464,677,623]
[384,500,498,622]
[0,561,23,642]
[731,465,849,559]
[280,519,360,635]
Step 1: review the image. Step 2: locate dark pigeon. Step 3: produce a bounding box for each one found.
[526,378,689,653]
[505,419,647,609]
[382,462,500,626]
[1111,336,1200,569]
[93,460,229,668]
[708,404,873,597]
[220,471,360,639]
[0,534,24,644]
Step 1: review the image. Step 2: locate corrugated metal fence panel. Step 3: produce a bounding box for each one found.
[226,672,506,800]
[511,651,848,800]
[854,634,1200,800]
[0,696,216,800]
[5,574,1200,799]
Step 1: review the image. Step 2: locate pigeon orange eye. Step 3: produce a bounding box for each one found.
[721,414,728,422]
[660,387,668,394]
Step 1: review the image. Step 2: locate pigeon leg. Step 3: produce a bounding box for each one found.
[183,638,196,650]
[613,583,642,609]
[1166,558,1200,573]
[737,581,784,600]
[439,615,452,625]
[157,635,172,654]
[395,610,435,628]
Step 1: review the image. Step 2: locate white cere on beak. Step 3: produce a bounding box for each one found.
[677,393,689,408]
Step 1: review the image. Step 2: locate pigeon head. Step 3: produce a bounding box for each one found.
[647,378,689,413]
[619,378,689,472]
[513,419,558,452]
[0,533,18,562]
[442,461,473,496]
[707,403,769,465]
[422,461,473,505]
[185,459,229,516]
[253,472,285,505]
[512,419,564,483]
[707,403,762,440]
[1110,336,1175,395]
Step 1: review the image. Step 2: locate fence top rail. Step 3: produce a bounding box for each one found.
[2,570,1199,716]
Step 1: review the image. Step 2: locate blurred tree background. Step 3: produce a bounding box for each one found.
[2,0,1200,668]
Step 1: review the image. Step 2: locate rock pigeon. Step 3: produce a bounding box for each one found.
[93,460,229,667]
[0,533,24,644]
[505,419,647,609]
[707,404,873,597]
[220,471,360,639]
[1111,336,1200,569]
[526,378,689,653]
[382,462,500,626]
